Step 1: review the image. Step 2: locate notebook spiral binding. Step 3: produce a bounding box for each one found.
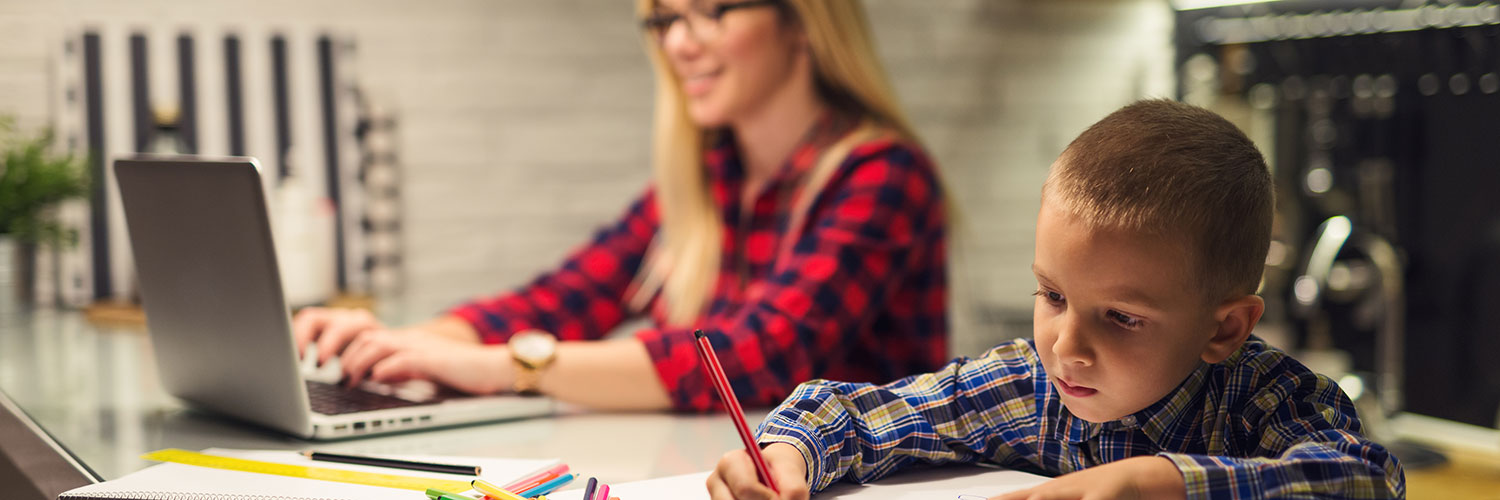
[63,493,345,500]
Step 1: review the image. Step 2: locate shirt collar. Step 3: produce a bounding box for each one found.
[705,130,743,183]
[1055,361,1211,445]
[703,110,858,187]
[1129,361,1211,448]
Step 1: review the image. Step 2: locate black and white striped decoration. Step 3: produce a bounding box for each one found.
[38,27,401,307]
[353,88,404,295]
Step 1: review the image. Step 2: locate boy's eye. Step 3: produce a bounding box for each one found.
[1032,289,1064,304]
[1107,310,1143,329]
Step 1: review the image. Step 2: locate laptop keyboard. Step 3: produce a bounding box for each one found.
[306,381,421,415]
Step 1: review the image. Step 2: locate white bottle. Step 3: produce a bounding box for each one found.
[270,169,336,308]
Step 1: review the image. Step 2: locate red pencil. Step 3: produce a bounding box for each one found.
[694,330,779,493]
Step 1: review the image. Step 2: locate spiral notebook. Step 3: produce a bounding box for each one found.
[58,448,558,500]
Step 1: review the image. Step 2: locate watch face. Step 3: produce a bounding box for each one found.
[511,332,557,362]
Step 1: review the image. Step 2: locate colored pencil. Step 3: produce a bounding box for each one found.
[303,451,480,476]
[694,330,778,493]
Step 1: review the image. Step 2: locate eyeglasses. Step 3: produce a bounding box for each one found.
[640,0,780,44]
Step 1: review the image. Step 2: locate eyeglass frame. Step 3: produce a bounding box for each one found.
[639,0,782,44]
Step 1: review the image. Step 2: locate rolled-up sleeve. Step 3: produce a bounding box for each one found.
[448,188,658,343]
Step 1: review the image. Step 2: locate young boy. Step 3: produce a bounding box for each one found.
[707,100,1405,500]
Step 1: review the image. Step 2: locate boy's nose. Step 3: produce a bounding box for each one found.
[1051,314,1095,367]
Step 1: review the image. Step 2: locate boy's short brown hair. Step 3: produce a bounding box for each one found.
[1042,99,1273,301]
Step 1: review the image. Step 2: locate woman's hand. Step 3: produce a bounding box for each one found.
[340,330,512,394]
[707,443,812,500]
[292,307,502,393]
[292,307,388,365]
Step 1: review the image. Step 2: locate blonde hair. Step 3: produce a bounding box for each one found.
[629,0,921,325]
[1042,99,1273,301]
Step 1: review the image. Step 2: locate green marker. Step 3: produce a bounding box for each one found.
[425,488,475,500]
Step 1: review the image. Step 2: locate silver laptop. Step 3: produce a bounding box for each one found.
[114,156,552,440]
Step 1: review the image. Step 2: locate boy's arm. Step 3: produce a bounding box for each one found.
[754,340,1043,493]
[1159,373,1405,499]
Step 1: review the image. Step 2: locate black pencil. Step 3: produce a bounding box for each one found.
[302,451,482,476]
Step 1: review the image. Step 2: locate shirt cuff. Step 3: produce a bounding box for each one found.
[633,327,706,411]
[1159,452,1264,500]
[757,415,832,492]
[447,300,547,345]
[446,305,505,344]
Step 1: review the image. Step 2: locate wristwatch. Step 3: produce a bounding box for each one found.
[508,331,558,396]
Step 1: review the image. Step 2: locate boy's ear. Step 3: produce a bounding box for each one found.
[1201,294,1265,364]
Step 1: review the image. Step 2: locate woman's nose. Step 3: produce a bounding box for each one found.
[660,19,705,60]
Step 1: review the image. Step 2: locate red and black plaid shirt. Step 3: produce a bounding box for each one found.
[450,118,948,412]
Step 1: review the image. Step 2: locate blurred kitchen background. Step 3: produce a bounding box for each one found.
[2,0,1499,486]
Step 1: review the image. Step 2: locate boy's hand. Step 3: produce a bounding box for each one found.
[707,443,811,500]
[992,456,1185,500]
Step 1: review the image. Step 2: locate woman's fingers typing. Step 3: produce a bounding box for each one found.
[293,308,384,365]
[291,308,335,358]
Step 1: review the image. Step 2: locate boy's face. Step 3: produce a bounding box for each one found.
[1031,199,1219,423]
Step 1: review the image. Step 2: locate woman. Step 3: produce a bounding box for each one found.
[294,0,949,412]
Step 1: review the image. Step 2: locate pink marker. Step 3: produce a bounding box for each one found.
[502,463,571,492]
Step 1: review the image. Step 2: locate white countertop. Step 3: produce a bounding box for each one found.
[0,306,768,486]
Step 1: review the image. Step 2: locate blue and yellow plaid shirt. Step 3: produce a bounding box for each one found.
[757,337,1404,499]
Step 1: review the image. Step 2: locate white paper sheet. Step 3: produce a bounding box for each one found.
[59,448,558,500]
[547,465,1049,500]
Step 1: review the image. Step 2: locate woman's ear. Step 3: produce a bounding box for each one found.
[792,30,814,76]
[790,23,810,55]
[779,8,809,53]
[1200,294,1265,364]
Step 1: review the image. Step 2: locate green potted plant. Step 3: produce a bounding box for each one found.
[0,115,90,304]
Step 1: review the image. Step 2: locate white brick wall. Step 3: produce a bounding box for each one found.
[863,0,1176,355]
[0,0,1173,357]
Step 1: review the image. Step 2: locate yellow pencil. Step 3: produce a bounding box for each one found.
[472,479,526,500]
